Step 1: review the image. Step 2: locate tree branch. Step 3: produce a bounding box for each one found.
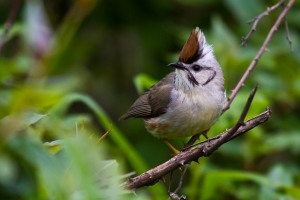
[122,0,294,193]
[240,0,285,47]
[223,0,295,112]
[122,106,272,191]
[202,85,257,156]
[0,0,21,56]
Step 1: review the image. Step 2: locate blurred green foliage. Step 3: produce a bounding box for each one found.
[0,0,300,199]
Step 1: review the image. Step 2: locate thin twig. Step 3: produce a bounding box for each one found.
[75,122,79,137]
[168,171,173,195]
[0,0,21,56]
[203,85,257,155]
[122,0,294,193]
[241,0,285,46]
[96,124,113,145]
[223,0,295,112]
[168,166,188,200]
[281,0,294,53]
[122,107,272,190]
[284,16,294,53]
[185,84,256,151]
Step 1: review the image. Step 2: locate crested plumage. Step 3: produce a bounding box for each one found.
[120,27,225,140]
[179,27,204,64]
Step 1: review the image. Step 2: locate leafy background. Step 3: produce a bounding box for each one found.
[0,0,300,199]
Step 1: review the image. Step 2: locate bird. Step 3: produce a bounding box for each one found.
[119,27,225,155]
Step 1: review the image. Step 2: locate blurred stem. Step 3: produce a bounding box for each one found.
[50,0,99,71]
[49,93,167,197]
[96,123,112,144]
[0,0,21,56]
[49,93,148,172]
[188,159,207,200]
[56,0,98,49]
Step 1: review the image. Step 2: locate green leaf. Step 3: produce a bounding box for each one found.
[201,170,300,199]
[48,93,166,198]
[262,131,300,154]
[44,140,63,154]
[0,23,23,43]
[0,111,48,133]
[133,73,157,94]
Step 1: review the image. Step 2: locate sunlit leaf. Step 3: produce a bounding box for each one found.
[44,140,63,154]
[0,111,48,133]
[262,132,300,154]
[133,73,157,94]
[0,23,23,43]
[201,170,300,199]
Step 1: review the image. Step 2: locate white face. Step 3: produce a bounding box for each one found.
[171,28,224,92]
[175,45,221,91]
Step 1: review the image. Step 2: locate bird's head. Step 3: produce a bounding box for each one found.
[169,27,223,91]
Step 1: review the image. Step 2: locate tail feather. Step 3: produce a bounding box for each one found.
[118,113,130,121]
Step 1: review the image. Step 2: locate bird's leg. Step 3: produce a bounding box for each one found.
[162,139,183,173]
[183,128,211,151]
[162,138,180,156]
[201,128,210,140]
[182,133,201,151]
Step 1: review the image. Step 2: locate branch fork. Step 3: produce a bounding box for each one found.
[122,0,295,197]
[224,0,295,112]
[122,86,272,191]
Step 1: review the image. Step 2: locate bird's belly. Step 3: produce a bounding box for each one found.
[144,90,224,139]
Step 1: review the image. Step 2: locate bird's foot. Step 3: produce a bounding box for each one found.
[162,138,181,156]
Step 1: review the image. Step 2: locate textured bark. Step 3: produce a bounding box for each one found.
[122,108,272,190]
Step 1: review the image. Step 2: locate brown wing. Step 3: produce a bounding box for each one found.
[119,72,174,120]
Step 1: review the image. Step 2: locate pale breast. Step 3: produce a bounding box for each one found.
[144,87,225,139]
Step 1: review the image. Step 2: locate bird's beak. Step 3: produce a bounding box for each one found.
[168,62,185,70]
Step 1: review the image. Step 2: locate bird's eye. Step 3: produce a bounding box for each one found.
[192,65,201,71]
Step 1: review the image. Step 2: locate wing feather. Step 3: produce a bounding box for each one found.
[119,72,174,120]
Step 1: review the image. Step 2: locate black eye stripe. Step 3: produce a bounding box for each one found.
[202,70,216,86]
[183,68,199,86]
[183,66,216,87]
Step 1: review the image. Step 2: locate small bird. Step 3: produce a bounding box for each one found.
[120,27,225,154]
